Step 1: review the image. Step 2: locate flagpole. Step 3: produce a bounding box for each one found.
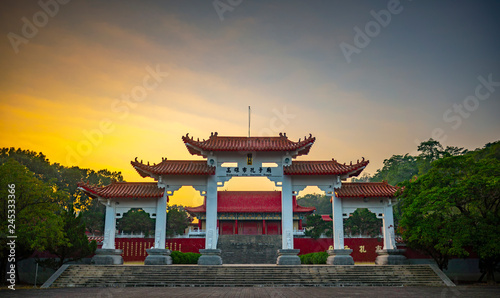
[248,106,251,137]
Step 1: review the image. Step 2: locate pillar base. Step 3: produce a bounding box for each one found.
[91,249,123,265]
[145,248,173,265]
[375,249,409,265]
[198,249,223,265]
[326,249,354,265]
[276,249,301,265]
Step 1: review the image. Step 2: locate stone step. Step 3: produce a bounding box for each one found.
[44,264,453,288]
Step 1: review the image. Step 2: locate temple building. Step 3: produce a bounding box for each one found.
[185,191,315,235]
[78,131,405,266]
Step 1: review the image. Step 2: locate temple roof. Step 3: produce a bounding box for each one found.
[321,215,333,222]
[77,181,164,199]
[335,181,398,198]
[182,132,315,157]
[131,159,215,178]
[283,158,368,177]
[185,191,316,215]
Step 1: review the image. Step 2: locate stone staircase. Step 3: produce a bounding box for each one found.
[218,235,281,264]
[43,264,454,288]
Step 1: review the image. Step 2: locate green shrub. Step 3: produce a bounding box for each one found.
[299,252,328,264]
[170,251,201,264]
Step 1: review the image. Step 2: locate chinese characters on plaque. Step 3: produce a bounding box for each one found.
[225,166,273,177]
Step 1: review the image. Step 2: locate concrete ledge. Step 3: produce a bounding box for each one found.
[375,249,409,265]
[41,264,70,288]
[198,249,223,265]
[91,249,123,265]
[145,249,173,265]
[429,264,456,287]
[326,249,354,265]
[276,249,301,265]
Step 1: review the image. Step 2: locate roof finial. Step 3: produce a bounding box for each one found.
[135,157,138,162]
[148,161,150,166]
[141,159,143,164]
[279,132,283,137]
[197,138,199,142]
[309,133,312,139]
[357,159,359,163]
[211,132,214,137]
[186,133,189,138]
[350,161,352,166]
[298,138,301,142]
[283,132,287,137]
[214,132,218,137]
[362,157,365,162]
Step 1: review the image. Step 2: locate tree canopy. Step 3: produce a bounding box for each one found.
[297,193,331,215]
[344,208,381,238]
[0,159,68,283]
[369,138,468,185]
[167,205,191,237]
[0,148,123,283]
[117,209,155,237]
[304,214,332,239]
[398,145,500,282]
[37,206,97,270]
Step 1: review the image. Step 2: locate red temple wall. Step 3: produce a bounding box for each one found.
[112,237,396,263]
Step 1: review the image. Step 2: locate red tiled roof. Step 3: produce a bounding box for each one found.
[182,132,315,156]
[185,191,315,214]
[78,181,164,199]
[335,181,398,198]
[321,215,333,222]
[284,158,368,177]
[131,158,215,178]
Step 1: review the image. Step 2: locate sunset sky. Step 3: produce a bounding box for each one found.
[1,0,499,206]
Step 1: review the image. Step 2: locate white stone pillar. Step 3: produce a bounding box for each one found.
[331,192,344,249]
[102,201,116,249]
[154,193,168,249]
[281,175,294,249]
[383,204,396,250]
[205,175,218,249]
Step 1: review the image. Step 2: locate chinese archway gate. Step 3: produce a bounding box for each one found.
[79,132,405,265]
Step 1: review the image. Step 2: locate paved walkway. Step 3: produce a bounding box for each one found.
[2,286,499,298]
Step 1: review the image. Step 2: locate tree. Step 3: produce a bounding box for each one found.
[0,159,67,284]
[0,147,124,234]
[166,205,191,237]
[351,172,371,182]
[399,154,500,283]
[304,214,332,239]
[37,206,97,270]
[344,208,382,237]
[297,194,332,215]
[116,209,155,236]
[80,209,104,235]
[371,154,418,185]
